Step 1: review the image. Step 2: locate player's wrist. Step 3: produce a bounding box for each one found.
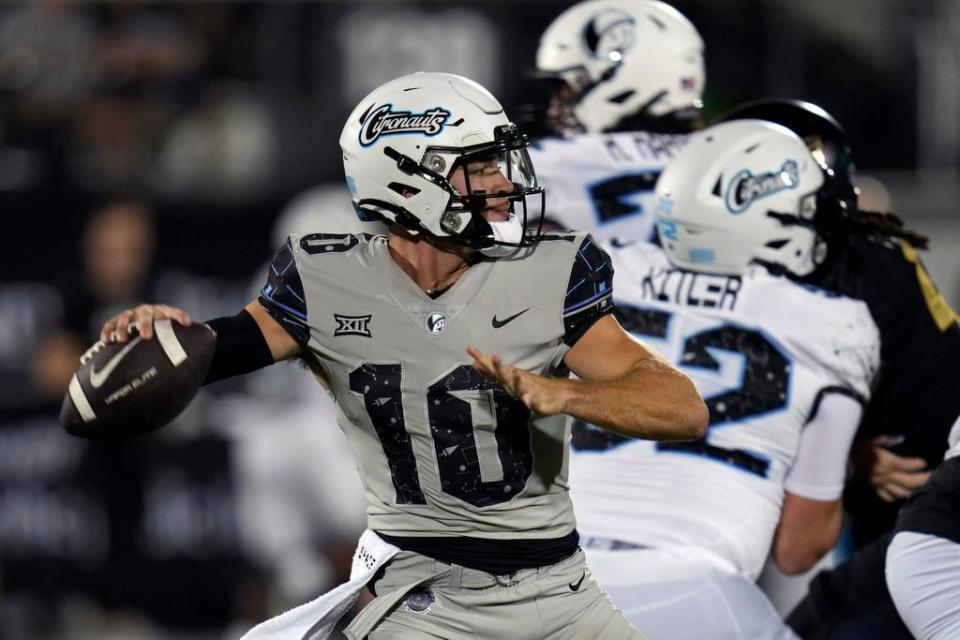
[555,376,588,419]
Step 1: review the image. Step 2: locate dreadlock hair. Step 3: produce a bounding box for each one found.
[842,208,929,250]
[798,201,931,285]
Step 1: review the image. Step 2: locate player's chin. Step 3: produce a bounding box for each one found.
[484,207,510,222]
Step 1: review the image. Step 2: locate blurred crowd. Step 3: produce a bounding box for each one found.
[2,198,370,640]
[0,3,368,638]
[0,1,282,199]
[1,1,958,639]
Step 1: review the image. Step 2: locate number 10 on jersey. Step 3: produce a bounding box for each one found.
[349,363,534,508]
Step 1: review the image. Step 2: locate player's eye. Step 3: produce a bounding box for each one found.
[472,162,499,175]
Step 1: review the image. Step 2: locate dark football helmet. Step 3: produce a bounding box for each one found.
[716,98,927,252]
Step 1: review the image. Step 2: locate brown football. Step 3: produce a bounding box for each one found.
[60,320,216,438]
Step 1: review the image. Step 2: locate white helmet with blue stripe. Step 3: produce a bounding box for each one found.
[655,119,826,276]
[339,72,544,256]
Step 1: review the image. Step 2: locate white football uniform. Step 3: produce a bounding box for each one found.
[528,132,690,241]
[570,240,880,640]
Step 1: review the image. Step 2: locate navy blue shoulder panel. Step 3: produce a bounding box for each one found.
[258,239,310,344]
[563,234,615,346]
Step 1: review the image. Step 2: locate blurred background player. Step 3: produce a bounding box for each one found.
[527,0,704,241]
[568,118,880,639]
[716,100,960,638]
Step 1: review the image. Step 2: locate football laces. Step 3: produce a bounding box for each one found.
[79,341,106,366]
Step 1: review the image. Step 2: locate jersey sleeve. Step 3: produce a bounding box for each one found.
[258,238,310,345]
[784,390,864,500]
[948,418,960,460]
[562,234,615,346]
[820,296,881,403]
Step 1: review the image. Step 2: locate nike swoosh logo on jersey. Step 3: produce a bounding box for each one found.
[569,571,586,592]
[492,308,530,328]
[89,337,143,389]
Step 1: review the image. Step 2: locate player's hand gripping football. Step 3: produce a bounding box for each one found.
[467,346,568,416]
[100,304,192,343]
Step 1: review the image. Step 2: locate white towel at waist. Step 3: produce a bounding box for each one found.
[240,529,400,640]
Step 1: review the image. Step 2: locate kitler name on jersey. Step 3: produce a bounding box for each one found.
[641,268,741,311]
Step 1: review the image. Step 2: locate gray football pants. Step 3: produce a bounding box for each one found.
[344,548,644,639]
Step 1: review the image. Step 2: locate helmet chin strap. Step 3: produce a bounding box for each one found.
[480,214,524,258]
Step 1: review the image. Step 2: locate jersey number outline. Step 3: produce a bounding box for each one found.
[349,363,533,508]
[572,305,791,476]
[587,172,660,225]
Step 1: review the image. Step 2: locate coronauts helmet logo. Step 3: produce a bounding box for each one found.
[583,9,636,61]
[358,103,452,147]
[725,160,800,214]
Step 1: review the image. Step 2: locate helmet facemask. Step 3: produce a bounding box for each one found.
[535,70,700,136]
[360,123,545,257]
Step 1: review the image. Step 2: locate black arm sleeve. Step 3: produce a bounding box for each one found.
[203,309,275,385]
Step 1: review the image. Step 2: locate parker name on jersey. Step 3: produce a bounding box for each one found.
[570,240,880,578]
[259,230,613,541]
[529,131,690,241]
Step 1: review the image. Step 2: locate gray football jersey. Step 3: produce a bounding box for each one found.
[259,231,614,540]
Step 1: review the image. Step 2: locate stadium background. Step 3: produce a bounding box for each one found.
[0,1,957,638]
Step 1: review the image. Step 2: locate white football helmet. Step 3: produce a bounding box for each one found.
[535,0,704,134]
[654,119,826,277]
[339,72,544,256]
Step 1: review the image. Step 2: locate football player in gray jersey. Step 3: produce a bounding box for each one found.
[98,72,707,639]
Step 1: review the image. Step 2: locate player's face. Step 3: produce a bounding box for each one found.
[448,155,513,221]
[546,82,577,134]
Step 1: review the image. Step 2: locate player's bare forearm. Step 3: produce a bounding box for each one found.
[773,493,843,574]
[557,314,706,440]
[560,355,707,440]
[467,345,707,441]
